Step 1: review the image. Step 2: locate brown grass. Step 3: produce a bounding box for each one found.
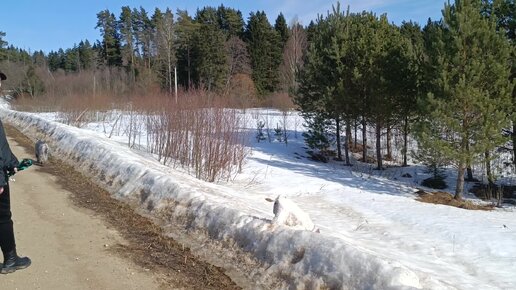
[6,124,240,290]
[415,190,494,211]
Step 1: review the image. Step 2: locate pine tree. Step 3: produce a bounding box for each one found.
[483,0,515,168]
[415,0,513,200]
[399,21,425,167]
[296,5,355,163]
[366,15,406,170]
[119,6,136,81]
[154,8,176,95]
[119,7,135,66]
[347,12,381,163]
[96,9,122,67]
[296,15,332,158]
[131,7,155,71]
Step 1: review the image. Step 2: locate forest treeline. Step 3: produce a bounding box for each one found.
[0,4,294,104]
[0,0,514,198]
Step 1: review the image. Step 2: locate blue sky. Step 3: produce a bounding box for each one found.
[1,0,444,53]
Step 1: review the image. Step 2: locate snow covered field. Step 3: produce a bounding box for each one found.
[1,104,515,290]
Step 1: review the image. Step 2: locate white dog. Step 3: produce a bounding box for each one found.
[35,140,49,165]
[266,195,319,232]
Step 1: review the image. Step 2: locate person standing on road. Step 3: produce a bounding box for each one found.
[0,71,31,274]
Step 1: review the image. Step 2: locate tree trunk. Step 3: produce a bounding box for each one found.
[168,54,173,96]
[386,126,392,161]
[347,122,353,152]
[354,120,358,150]
[362,119,367,162]
[485,151,495,196]
[403,116,409,167]
[465,142,474,181]
[513,122,516,170]
[187,47,191,89]
[345,120,351,166]
[486,157,492,184]
[466,167,474,181]
[376,122,383,170]
[335,116,342,161]
[455,163,466,200]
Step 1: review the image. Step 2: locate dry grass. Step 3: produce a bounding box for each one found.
[6,124,240,290]
[415,190,494,211]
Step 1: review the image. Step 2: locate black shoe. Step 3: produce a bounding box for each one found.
[1,249,31,274]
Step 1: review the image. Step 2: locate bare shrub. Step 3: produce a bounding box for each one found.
[139,89,249,182]
[260,91,295,109]
[225,73,258,109]
[11,68,249,183]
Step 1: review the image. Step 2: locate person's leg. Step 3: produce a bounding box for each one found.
[0,184,15,253]
[0,184,30,274]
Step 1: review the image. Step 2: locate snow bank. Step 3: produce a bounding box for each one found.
[1,108,422,289]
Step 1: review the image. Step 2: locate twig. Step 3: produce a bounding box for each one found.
[108,114,122,139]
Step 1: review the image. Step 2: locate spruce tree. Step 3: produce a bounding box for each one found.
[0,31,7,61]
[32,51,47,68]
[301,112,334,162]
[194,7,229,91]
[78,40,95,71]
[217,5,245,38]
[64,46,80,72]
[175,10,199,88]
[275,13,289,47]
[244,11,282,96]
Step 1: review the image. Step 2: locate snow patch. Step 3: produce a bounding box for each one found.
[268,195,319,232]
[1,108,424,289]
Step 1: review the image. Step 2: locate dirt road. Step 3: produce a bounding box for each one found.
[0,126,239,290]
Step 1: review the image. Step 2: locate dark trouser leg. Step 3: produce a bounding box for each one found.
[0,221,15,254]
[0,183,15,254]
[0,183,30,274]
